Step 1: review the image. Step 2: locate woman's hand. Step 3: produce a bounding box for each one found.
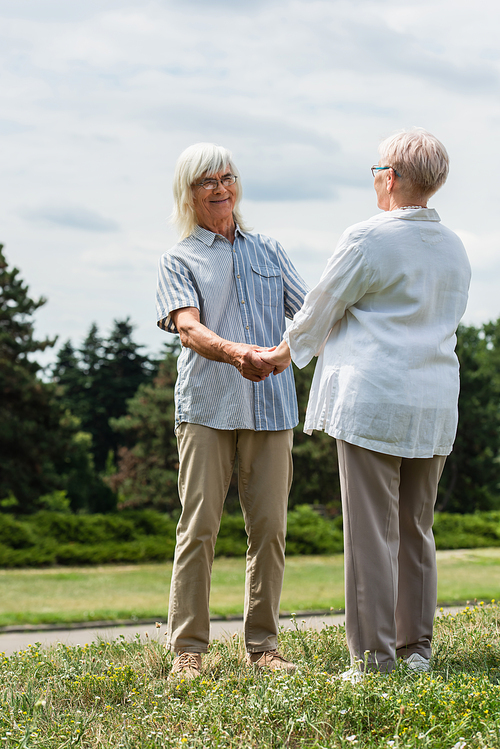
[258,340,292,375]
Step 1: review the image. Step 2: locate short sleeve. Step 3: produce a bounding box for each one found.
[156,253,200,334]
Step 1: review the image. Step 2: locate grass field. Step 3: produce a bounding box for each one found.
[1,603,500,747]
[1,549,500,627]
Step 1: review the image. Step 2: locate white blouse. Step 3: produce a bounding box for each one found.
[284,208,471,458]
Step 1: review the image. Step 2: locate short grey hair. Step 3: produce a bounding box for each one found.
[170,142,251,240]
[378,128,449,198]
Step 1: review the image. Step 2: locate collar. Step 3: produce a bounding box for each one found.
[192,222,245,246]
[391,207,441,222]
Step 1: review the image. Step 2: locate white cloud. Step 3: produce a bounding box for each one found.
[0,0,499,360]
[21,204,120,232]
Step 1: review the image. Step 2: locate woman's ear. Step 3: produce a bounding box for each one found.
[386,170,396,194]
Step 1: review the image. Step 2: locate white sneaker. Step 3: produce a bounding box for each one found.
[404,653,430,673]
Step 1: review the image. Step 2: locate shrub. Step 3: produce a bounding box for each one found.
[215,514,247,556]
[0,515,36,549]
[433,511,500,550]
[286,505,344,555]
[2,508,500,568]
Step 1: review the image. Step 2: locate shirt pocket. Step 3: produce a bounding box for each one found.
[250,264,283,307]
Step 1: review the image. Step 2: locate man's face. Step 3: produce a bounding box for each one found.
[192,166,237,230]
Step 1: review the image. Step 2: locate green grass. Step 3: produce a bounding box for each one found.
[1,603,500,747]
[1,549,500,627]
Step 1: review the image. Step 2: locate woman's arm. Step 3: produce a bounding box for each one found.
[258,340,291,374]
[285,240,372,368]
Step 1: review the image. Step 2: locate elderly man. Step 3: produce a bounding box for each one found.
[156,143,307,680]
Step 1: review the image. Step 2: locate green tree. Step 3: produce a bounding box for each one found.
[53,319,158,472]
[438,321,500,513]
[290,361,341,513]
[105,344,180,510]
[0,246,99,512]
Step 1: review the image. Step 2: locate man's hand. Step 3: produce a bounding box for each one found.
[258,340,292,375]
[230,344,274,382]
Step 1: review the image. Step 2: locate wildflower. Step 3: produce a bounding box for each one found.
[156,622,161,628]
[346,735,357,742]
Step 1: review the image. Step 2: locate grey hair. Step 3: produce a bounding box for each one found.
[378,128,449,198]
[170,142,251,240]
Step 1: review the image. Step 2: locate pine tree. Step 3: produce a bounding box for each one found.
[438,321,500,512]
[0,245,96,512]
[52,319,159,472]
[105,344,180,510]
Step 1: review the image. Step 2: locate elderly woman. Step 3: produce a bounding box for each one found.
[261,129,471,678]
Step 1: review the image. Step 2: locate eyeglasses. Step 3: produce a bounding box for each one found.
[194,175,238,190]
[371,165,402,178]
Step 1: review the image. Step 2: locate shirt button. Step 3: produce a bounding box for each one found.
[237,275,240,278]
[246,326,249,330]
[241,300,245,304]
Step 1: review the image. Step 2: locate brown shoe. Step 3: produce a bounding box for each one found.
[169,651,202,681]
[246,649,296,673]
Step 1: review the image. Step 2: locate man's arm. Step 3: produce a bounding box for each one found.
[171,307,274,383]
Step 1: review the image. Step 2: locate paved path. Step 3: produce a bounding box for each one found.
[0,607,463,656]
[0,614,345,656]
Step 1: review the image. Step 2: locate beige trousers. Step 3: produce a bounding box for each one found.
[337,439,446,672]
[167,423,293,654]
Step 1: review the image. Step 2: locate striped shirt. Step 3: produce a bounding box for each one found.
[156,224,308,431]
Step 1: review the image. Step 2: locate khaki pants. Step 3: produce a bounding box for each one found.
[337,439,446,672]
[167,423,293,654]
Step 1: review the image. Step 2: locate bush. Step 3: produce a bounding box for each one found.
[3,508,500,568]
[215,514,247,556]
[0,515,36,549]
[0,540,58,567]
[0,510,177,568]
[286,505,344,555]
[433,511,500,550]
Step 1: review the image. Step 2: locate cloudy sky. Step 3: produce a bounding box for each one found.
[1,0,499,363]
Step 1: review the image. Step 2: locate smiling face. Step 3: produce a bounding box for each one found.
[191,166,237,233]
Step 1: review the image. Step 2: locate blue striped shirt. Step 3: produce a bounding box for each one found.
[156,224,308,431]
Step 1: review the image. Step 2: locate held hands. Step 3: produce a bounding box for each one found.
[231,341,291,381]
[171,308,291,382]
[258,341,291,375]
[232,344,275,382]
